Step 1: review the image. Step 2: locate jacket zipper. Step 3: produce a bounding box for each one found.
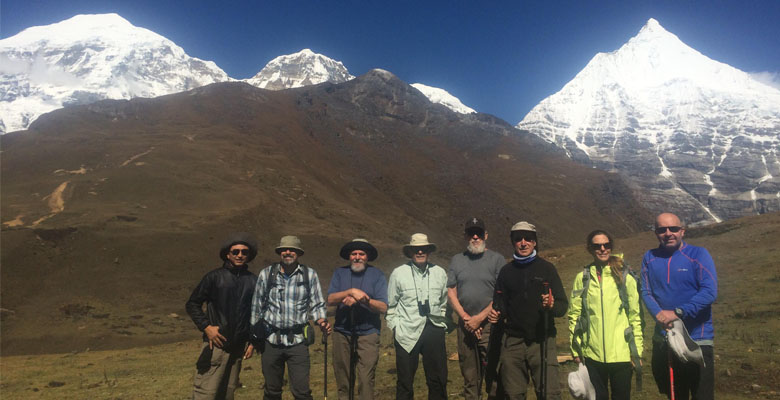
[598,268,607,363]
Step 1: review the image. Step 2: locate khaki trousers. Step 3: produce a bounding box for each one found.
[499,335,560,400]
[332,331,380,400]
[192,344,244,400]
[457,321,501,399]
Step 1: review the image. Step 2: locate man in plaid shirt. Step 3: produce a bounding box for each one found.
[251,235,332,400]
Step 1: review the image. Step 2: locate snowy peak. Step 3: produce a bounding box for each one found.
[4,13,151,46]
[0,13,229,133]
[516,18,780,224]
[244,49,355,90]
[411,83,475,114]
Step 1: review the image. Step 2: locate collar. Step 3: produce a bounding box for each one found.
[512,250,537,264]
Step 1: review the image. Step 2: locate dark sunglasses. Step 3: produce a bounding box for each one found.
[589,242,613,251]
[230,249,250,256]
[465,230,485,239]
[655,226,682,235]
[512,233,536,243]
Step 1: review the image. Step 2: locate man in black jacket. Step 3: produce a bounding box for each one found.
[488,222,567,400]
[186,232,259,400]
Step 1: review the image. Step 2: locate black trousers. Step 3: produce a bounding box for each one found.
[394,321,448,400]
[651,341,714,400]
[583,358,632,400]
[260,342,312,400]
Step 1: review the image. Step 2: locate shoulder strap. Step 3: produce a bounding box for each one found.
[572,265,591,358]
[259,264,278,319]
[617,263,644,390]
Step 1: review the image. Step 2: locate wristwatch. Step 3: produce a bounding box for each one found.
[674,308,684,318]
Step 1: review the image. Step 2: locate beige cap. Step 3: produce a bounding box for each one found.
[275,235,305,255]
[511,221,537,232]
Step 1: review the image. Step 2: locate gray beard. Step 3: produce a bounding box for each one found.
[350,262,366,273]
[282,259,296,267]
[467,242,486,255]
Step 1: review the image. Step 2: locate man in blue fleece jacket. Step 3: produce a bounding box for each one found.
[641,213,718,400]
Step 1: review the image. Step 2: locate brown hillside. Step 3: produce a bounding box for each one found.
[1,70,650,354]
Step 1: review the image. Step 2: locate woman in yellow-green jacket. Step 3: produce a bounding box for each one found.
[568,230,643,400]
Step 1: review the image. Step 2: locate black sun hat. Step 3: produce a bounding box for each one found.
[219,232,258,262]
[340,238,378,261]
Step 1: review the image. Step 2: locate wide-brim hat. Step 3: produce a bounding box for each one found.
[275,235,305,255]
[219,232,258,262]
[668,319,705,367]
[340,238,378,261]
[402,233,436,258]
[568,363,596,400]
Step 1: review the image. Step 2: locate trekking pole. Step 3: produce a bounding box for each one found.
[540,282,551,400]
[349,306,357,400]
[668,343,676,400]
[474,330,484,400]
[323,331,328,400]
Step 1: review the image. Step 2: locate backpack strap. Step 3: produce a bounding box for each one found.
[572,265,591,359]
[617,263,643,390]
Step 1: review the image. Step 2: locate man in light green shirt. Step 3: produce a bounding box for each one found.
[386,233,449,400]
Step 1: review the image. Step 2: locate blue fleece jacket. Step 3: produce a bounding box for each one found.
[640,242,718,344]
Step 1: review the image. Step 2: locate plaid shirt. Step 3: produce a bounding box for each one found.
[250,263,327,346]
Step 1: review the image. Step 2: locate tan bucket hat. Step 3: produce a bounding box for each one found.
[275,235,305,255]
[402,233,436,258]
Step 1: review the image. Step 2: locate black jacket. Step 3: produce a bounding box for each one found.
[185,262,258,351]
[493,256,567,341]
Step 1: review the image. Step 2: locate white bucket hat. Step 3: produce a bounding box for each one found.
[668,319,705,367]
[402,233,436,258]
[568,363,596,400]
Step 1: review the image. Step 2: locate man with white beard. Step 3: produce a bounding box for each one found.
[448,218,507,399]
[327,239,388,400]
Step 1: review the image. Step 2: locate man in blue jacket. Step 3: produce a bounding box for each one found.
[641,213,718,400]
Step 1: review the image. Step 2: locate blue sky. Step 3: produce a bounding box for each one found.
[3,0,779,124]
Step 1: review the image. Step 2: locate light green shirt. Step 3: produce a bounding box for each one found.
[386,262,449,353]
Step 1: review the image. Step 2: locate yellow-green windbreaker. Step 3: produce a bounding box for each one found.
[567,260,643,363]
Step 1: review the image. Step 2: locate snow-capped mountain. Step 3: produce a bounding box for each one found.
[244,49,477,115]
[0,13,229,133]
[516,18,780,224]
[411,83,476,114]
[244,49,354,90]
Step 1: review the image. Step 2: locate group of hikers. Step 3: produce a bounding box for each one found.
[186,212,717,400]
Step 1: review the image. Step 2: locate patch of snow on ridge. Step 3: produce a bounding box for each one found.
[411,83,476,114]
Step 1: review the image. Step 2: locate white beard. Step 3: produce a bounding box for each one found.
[467,241,486,255]
[350,262,366,273]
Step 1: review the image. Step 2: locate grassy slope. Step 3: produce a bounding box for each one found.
[2,212,778,399]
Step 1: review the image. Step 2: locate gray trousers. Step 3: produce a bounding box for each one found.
[192,344,244,400]
[260,342,312,400]
[332,331,380,400]
[457,321,500,399]
[499,335,560,400]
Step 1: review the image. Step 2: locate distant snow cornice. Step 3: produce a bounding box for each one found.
[243,48,355,90]
[411,83,476,114]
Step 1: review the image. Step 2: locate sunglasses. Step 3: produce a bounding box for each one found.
[465,230,485,239]
[655,226,682,235]
[512,233,536,243]
[589,242,613,251]
[230,249,250,256]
